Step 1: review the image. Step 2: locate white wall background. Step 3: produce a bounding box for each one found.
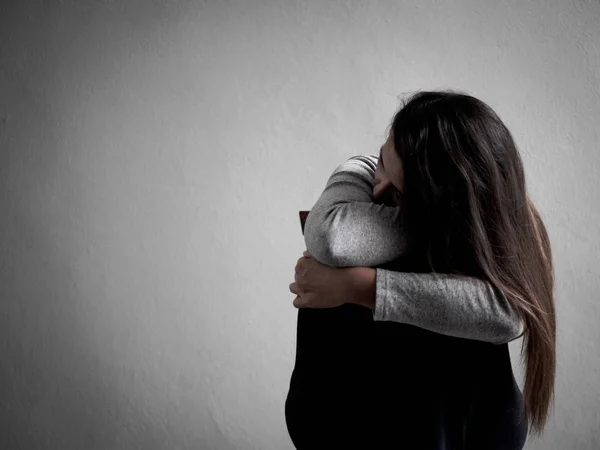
[1,0,599,449]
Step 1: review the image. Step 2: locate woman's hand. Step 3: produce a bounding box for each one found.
[289,251,350,308]
[289,251,377,310]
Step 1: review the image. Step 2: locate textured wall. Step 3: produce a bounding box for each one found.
[1,0,599,449]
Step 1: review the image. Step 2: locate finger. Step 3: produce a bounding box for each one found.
[303,251,312,258]
[295,256,308,274]
[289,282,300,295]
[293,295,306,308]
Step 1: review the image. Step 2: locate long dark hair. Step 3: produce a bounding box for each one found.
[389,90,556,435]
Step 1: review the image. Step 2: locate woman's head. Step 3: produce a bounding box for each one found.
[386,90,556,435]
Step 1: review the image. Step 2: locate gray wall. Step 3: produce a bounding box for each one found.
[1,0,599,449]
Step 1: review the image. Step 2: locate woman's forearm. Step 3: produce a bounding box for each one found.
[303,155,406,267]
[347,267,524,344]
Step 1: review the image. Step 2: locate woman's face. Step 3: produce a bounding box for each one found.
[373,132,404,205]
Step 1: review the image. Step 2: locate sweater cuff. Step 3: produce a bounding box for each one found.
[373,268,387,321]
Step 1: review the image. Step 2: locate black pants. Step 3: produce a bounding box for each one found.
[285,305,528,449]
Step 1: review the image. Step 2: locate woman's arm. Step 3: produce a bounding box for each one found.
[304,155,524,344]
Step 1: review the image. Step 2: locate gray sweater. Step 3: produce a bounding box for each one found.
[303,155,524,344]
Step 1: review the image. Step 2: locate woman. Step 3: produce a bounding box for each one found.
[286,90,555,449]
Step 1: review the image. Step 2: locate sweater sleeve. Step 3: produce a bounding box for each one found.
[303,154,524,344]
